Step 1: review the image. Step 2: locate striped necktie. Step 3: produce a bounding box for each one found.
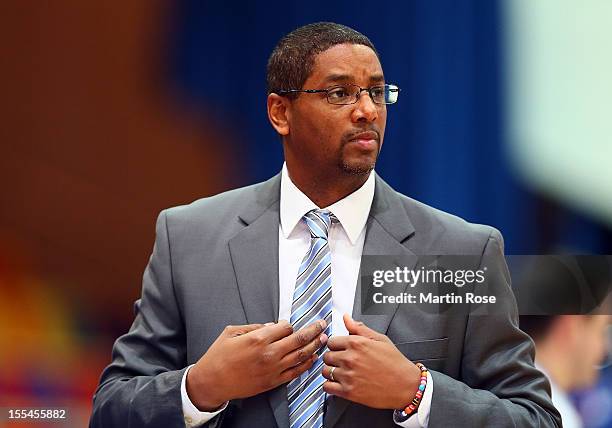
[288,209,335,428]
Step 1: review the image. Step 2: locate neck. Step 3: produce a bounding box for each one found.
[286,164,370,208]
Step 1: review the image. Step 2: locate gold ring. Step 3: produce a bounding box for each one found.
[329,366,336,382]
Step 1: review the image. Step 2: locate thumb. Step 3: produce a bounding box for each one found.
[343,314,387,341]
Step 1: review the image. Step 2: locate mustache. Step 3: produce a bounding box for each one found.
[341,128,381,144]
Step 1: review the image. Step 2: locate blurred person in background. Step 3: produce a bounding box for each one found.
[520,315,609,428]
[520,257,612,428]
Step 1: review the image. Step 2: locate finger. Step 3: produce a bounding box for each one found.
[322,350,346,368]
[280,333,327,369]
[274,319,326,355]
[321,365,344,383]
[326,335,351,351]
[343,314,389,342]
[224,323,265,337]
[251,320,294,343]
[279,353,318,384]
[323,380,346,398]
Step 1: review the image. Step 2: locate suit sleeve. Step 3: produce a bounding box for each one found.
[427,230,562,427]
[89,210,223,428]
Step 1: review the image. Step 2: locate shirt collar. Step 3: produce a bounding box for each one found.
[280,163,375,245]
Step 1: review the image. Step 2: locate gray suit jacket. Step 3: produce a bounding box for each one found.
[90,173,562,428]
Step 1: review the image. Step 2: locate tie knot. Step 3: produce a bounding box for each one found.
[303,209,336,239]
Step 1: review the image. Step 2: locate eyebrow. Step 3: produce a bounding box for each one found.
[322,73,386,85]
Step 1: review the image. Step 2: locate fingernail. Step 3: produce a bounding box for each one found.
[264,322,274,326]
[319,320,327,329]
[320,333,328,345]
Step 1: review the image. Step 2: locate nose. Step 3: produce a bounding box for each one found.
[351,90,378,123]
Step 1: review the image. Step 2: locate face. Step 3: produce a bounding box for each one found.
[573,315,610,388]
[281,43,387,178]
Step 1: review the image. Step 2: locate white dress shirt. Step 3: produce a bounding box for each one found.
[181,164,432,427]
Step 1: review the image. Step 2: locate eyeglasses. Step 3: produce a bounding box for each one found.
[276,83,400,105]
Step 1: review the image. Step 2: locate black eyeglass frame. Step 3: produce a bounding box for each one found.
[275,83,400,105]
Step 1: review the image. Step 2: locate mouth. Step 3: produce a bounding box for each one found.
[347,131,379,151]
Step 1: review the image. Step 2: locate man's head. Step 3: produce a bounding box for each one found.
[521,315,609,390]
[519,257,612,391]
[266,23,390,186]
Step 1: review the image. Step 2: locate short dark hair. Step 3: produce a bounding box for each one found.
[266,22,379,98]
[519,315,557,343]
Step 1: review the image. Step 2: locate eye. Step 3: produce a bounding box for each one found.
[327,86,350,99]
[371,86,385,98]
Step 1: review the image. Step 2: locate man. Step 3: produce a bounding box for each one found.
[520,258,611,428]
[90,22,561,427]
[521,315,608,428]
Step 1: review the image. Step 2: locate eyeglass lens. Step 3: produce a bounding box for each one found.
[326,84,399,105]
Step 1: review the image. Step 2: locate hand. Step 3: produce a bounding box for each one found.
[321,314,421,409]
[187,319,328,411]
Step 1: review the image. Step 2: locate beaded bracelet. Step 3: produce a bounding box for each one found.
[394,362,428,422]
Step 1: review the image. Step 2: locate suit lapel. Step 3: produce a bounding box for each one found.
[229,203,280,325]
[228,174,289,428]
[325,175,417,428]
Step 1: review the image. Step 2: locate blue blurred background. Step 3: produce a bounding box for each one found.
[1,1,610,426]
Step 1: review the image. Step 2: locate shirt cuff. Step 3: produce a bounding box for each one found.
[393,370,433,428]
[181,364,229,427]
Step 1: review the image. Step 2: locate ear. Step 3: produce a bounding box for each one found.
[267,93,290,136]
[555,316,580,343]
